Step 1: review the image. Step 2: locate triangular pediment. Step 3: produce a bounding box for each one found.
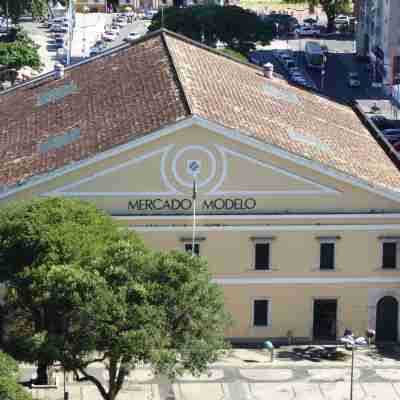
[47,143,338,198]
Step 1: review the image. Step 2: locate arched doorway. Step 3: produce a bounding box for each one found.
[376,296,398,342]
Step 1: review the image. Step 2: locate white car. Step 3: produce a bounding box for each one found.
[124,32,142,43]
[335,14,350,24]
[294,26,320,36]
[102,31,117,41]
[110,26,120,35]
[117,19,127,27]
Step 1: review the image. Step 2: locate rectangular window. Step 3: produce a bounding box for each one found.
[185,242,200,256]
[382,242,397,269]
[253,299,269,327]
[320,242,335,270]
[254,243,270,270]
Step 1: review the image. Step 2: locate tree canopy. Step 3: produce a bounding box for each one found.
[0,198,120,383]
[0,0,49,21]
[0,352,32,400]
[148,5,273,55]
[0,198,230,400]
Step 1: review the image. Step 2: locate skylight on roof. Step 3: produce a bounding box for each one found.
[37,82,78,106]
[263,82,300,105]
[289,130,330,152]
[39,128,81,154]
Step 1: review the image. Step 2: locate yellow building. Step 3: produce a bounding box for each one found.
[1,30,400,344]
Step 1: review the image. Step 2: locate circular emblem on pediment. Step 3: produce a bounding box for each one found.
[162,144,226,195]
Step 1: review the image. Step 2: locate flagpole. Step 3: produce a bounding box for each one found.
[191,179,197,257]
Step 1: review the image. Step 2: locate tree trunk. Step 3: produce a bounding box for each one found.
[327,15,335,33]
[36,361,49,384]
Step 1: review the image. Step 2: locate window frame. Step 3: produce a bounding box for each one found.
[380,239,399,269]
[319,240,336,270]
[315,237,339,271]
[184,241,200,256]
[252,238,273,271]
[251,297,271,328]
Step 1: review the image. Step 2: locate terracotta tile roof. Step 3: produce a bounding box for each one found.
[0,34,189,188]
[1,29,400,196]
[163,32,400,194]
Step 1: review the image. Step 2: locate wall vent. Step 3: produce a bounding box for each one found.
[37,81,78,106]
[39,127,81,154]
[289,130,330,152]
[263,82,300,105]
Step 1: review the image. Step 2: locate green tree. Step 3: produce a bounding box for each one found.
[285,0,352,32]
[0,40,41,70]
[8,236,230,400]
[0,0,49,21]
[0,352,32,400]
[149,6,273,56]
[0,198,121,384]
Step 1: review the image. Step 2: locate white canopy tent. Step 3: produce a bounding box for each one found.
[52,2,67,18]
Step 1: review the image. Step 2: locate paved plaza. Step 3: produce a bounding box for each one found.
[26,347,400,400]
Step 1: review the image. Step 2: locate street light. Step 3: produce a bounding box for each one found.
[349,342,355,400]
[340,331,362,400]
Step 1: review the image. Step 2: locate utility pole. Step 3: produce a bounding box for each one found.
[67,0,73,66]
[5,0,8,32]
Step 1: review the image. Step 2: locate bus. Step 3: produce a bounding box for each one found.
[305,41,325,69]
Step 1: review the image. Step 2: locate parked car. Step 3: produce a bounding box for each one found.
[95,39,107,51]
[303,17,317,26]
[124,32,142,43]
[117,18,127,27]
[391,141,400,152]
[143,9,158,20]
[89,47,100,57]
[102,31,117,41]
[284,59,296,71]
[382,129,400,141]
[370,115,395,130]
[110,25,120,35]
[335,14,350,24]
[347,72,360,88]
[294,25,320,36]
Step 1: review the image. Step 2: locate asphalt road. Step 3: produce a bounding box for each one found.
[258,34,381,104]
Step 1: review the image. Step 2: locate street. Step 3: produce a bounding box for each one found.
[22,14,150,73]
[257,34,387,104]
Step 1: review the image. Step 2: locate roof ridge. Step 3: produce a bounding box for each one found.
[160,28,266,74]
[160,30,192,116]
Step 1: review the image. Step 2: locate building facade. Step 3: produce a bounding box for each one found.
[357,0,400,90]
[1,31,400,344]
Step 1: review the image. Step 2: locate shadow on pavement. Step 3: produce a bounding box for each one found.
[276,346,350,363]
[366,344,400,362]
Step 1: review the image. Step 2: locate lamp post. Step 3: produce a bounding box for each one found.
[349,343,355,400]
[63,367,69,400]
[340,332,356,400]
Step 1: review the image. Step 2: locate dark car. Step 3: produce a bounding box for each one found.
[370,115,395,130]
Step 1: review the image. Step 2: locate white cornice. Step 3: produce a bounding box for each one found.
[113,213,400,221]
[130,224,400,232]
[212,276,400,285]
